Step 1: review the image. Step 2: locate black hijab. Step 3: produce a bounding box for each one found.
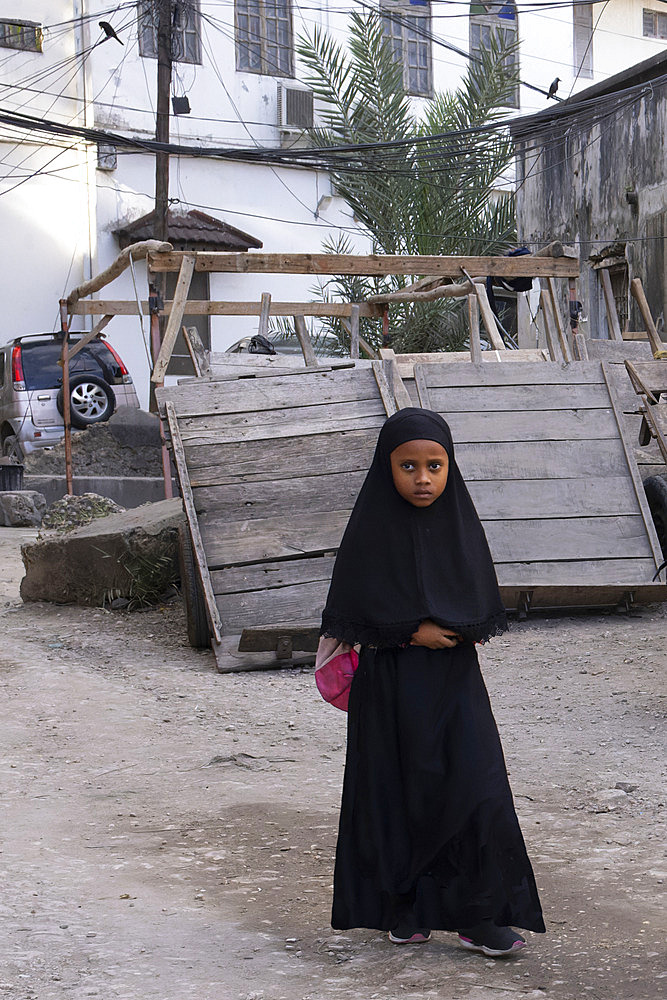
[321,408,507,647]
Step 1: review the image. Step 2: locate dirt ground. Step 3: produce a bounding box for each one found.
[0,527,665,1000]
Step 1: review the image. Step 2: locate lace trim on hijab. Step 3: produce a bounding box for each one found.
[321,609,508,649]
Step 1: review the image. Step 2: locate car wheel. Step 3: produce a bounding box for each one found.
[178,523,211,649]
[57,374,115,429]
[2,434,23,462]
[644,475,667,560]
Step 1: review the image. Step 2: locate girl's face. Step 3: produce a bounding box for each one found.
[390,439,450,507]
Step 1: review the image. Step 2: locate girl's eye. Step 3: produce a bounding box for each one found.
[429,462,442,471]
[401,462,414,471]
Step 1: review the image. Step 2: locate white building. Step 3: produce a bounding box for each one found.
[0,1,664,403]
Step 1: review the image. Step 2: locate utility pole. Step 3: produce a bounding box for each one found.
[150,0,172,414]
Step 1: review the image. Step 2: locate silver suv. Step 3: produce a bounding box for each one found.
[0,334,140,461]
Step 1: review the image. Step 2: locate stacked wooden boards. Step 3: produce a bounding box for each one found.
[157,364,390,670]
[413,360,666,611]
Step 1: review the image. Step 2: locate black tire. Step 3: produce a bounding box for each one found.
[178,522,211,649]
[57,374,115,429]
[644,475,667,560]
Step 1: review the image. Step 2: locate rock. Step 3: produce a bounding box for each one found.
[590,788,628,813]
[0,490,47,527]
[615,781,638,793]
[41,492,125,533]
[20,497,184,607]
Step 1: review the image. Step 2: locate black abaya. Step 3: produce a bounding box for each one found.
[332,643,545,934]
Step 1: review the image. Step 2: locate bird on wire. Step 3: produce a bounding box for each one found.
[547,77,561,100]
[99,21,124,44]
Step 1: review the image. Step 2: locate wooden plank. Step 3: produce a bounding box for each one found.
[158,366,381,417]
[414,364,431,407]
[66,316,113,363]
[212,555,336,595]
[218,581,330,635]
[238,623,321,653]
[148,251,581,278]
[179,397,386,439]
[500,583,667,610]
[622,361,667,393]
[293,315,318,367]
[419,360,604,388]
[468,294,482,362]
[585,339,654,361]
[600,268,623,341]
[429,383,613,413]
[454,439,628,480]
[630,278,666,357]
[373,360,397,415]
[349,304,360,360]
[445,407,619,443]
[539,288,562,362]
[257,292,271,338]
[182,326,211,377]
[194,473,640,524]
[474,283,505,351]
[546,276,571,362]
[70,299,379,318]
[496,558,660,586]
[602,363,665,571]
[187,429,378,486]
[572,333,589,360]
[152,253,196,382]
[484,516,652,562]
[384,357,412,410]
[642,404,667,463]
[164,401,222,645]
[181,409,385,446]
[201,510,350,567]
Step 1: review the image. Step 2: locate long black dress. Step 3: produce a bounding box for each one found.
[320,409,545,935]
[332,643,545,933]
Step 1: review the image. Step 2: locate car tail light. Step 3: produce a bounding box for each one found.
[102,341,130,378]
[11,344,25,390]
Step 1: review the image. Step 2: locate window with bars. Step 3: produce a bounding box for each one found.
[469,2,518,107]
[381,0,432,98]
[0,18,43,52]
[235,0,293,77]
[643,7,667,38]
[138,0,202,64]
[573,2,593,79]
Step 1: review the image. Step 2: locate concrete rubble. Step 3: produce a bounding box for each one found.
[0,490,46,527]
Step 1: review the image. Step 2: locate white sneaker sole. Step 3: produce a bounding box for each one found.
[458,935,526,957]
[388,930,432,944]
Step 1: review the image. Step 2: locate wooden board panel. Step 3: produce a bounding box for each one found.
[178,401,387,445]
[195,474,640,524]
[496,558,659,586]
[500,583,667,610]
[178,396,384,434]
[455,439,628,480]
[215,580,330,634]
[420,360,604,388]
[212,555,336,595]
[428,383,612,413]
[585,340,654,361]
[158,366,380,417]
[446,407,618,443]
[201,510,350,567]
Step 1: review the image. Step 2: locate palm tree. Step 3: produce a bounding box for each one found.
[296,12,519,354]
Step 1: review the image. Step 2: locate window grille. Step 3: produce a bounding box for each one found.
[138,0,202,64]
[235,0,293,77]
[381,0,432,98]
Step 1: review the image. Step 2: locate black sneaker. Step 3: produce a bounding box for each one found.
[457,922,526,957]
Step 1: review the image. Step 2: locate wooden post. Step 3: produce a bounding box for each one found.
[572,333,589,360]
[257,292,271,339]
[65,315,113,363]
[182,325,211,378]
[349,304,360,359]
[149,282,173,498]
[539,289,562,361]
[59,300,73,495]
[467,294,482,363]
[600,268,623,341]
[630,278,667,358]
[546,276,571,362]
[293,315,318,367]
[474,283,505,351]
[151,253,196,382]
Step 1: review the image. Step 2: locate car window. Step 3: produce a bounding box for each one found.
[19,340,106,390]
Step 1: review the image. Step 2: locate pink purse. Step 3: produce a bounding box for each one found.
[314,637,359,712]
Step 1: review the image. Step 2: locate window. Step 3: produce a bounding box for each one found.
[0,19,42,52]
[138,0,201,64]
[381,0,432,98]
[573,2,593,79]
[235,0,293,77]
[469,2,518,107]
[643,8,667,38]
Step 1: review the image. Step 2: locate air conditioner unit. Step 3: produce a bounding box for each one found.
[277,82,314,132]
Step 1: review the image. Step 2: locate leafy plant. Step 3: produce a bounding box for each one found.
[297,13,519,353]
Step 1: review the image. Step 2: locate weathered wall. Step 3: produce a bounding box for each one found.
[514,70,667,338]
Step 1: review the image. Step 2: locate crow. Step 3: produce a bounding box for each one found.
[547,77,560,100]
[99,21,124,45]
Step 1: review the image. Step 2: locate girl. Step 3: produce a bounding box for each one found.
[318,408,545,956]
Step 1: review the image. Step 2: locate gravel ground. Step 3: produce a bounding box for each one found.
[0,527,665,1000]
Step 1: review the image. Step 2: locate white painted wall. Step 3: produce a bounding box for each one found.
[0,0,663,406]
